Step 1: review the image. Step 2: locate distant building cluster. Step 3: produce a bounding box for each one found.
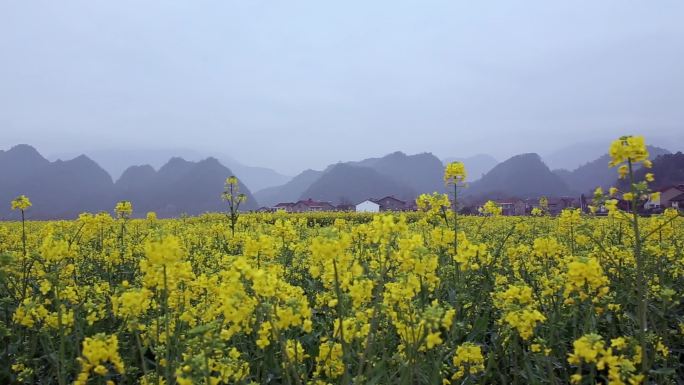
[258,196,416,213]
[462,197,579,216]
[267,199,336,213]
[257,185,684,216]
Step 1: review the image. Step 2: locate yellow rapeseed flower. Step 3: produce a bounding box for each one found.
[444,161,467,185]
[608,135,649,167]
[11,195,32,211]
[452,342,484,380]
[74,334,124,385]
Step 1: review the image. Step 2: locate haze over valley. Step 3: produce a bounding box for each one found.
[2,141,681,219]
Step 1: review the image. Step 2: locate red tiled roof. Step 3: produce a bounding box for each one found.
[372,196,406,205]
[274,202,294,207]
[296,199,333,208]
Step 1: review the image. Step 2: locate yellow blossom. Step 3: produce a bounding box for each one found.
[444,161,467,185]
[11,195,32,211]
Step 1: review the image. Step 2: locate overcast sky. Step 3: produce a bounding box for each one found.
[1,1,683,175]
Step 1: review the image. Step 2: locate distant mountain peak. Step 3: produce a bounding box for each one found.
[464,152,571,198]
[441,153,498,182]
[254,150,446,207]
[554,145,672,194]
[5,144,48,163]
[385,151,408,158]
[158,157,194,176]
[69,154,96,163]
[117,164,156,182]
[9,143,40,153]
[198,157,230,170]
[0,145,258,219]
[300,163,416,204]
[165,156,190,165]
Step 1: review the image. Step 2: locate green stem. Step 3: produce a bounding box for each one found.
[331,259,350,385]
[54,279,66,385]
[21,209,27,257]
[628,160,648,374]
[135,330,149,377]
[453,184,459,251]
[162,266,172,385]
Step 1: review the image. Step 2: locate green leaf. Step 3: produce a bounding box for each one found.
[187,324,214,336]
[650,367,675,376]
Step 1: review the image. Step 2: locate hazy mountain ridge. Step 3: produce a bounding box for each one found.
[48,148,291,192]
[0,146,115,219]
[254,169,324,207]
[543,142,611,171]
[299,163,416,205]
[545,138,684,172]
[1,145,257,219]
[225,162,291,193]
[353,152,445,195]
[615,152,684,191]
[5,143,684,218]
[553,146,671,194]
[115,157,258,217]
[463,153,573,198]
[257,151,445,206]
[442,154,498,182]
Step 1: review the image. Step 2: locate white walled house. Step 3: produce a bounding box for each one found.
[645,185,684,210]
[356,200,380,213]
[644,194,661,210]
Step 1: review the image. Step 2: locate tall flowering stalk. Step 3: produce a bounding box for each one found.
[607,135,651,373]
[11,195,31,257]
[115,200,132,260]
[11,195,32,302]
[444,162,467,252]
[222,176,247,236]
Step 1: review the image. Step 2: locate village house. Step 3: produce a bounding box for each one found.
[355,196,408,213]
[289,198,335,212]
[271,202,295,212]
[269,199,335,213]
[493,199,527,216]
[520,196,580,215]
[670,192,684,210]
[549,197,579,215]
[373,196,408,211]
[355,199,380,213]
[644,185,684,210]
[335,203,356,211]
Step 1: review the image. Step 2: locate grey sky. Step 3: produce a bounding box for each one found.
[1,0,683,175]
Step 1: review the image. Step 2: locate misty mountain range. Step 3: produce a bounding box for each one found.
[442,154,499,182]
[1,143,682,219]
[49,148,291,192]
[552,146,671,193]
[0,145,256,219]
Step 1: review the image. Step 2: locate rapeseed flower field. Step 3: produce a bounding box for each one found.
[0,136,682,384]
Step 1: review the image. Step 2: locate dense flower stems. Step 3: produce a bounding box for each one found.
[331,259,350,385]
[162,265,172,385]
[54,277,66,385]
